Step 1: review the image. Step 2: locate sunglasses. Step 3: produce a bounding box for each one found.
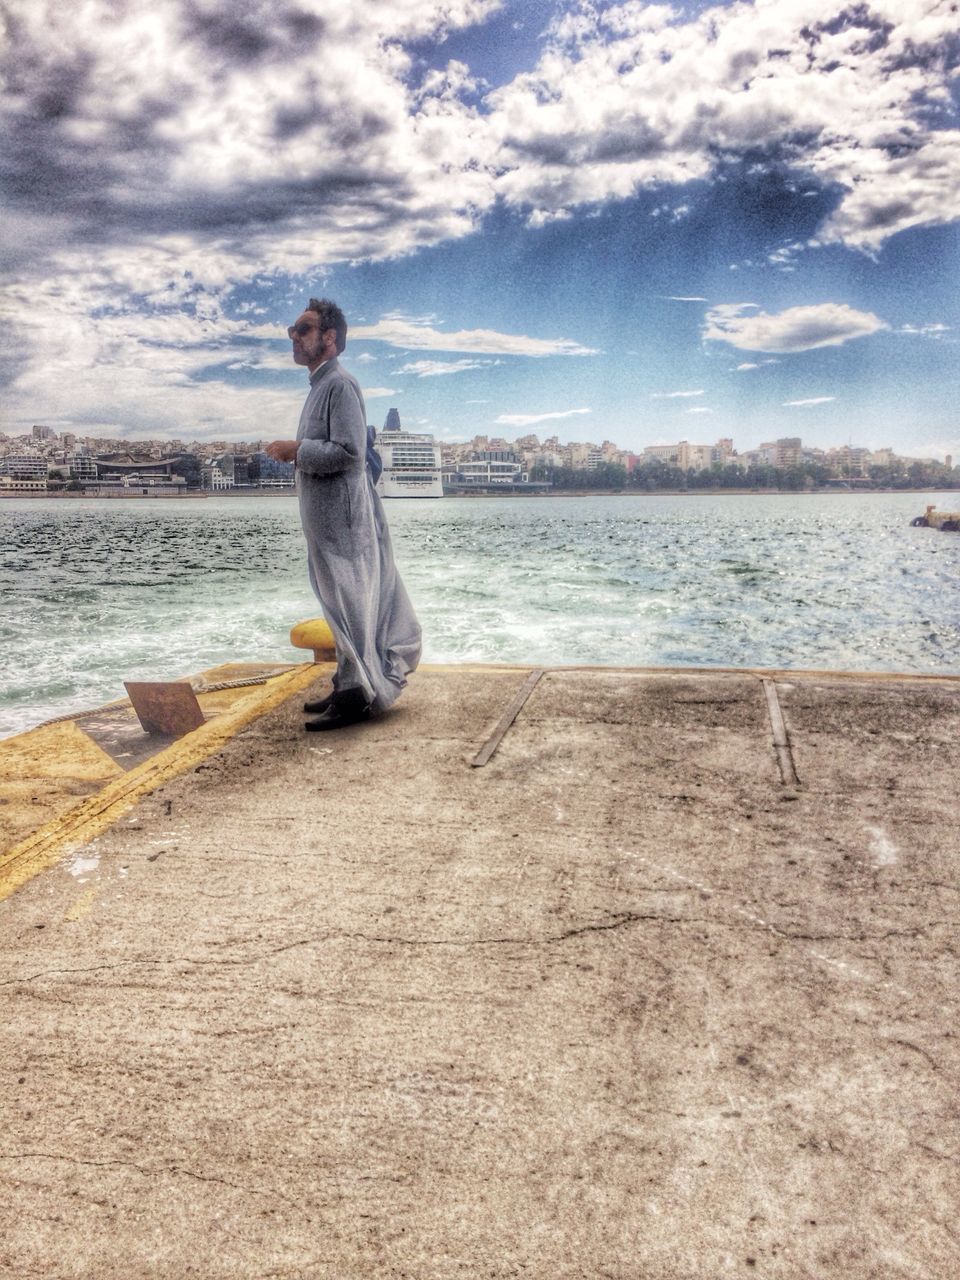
[287,322,318,339]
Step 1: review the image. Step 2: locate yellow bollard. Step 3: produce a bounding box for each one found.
[289,618,337,663]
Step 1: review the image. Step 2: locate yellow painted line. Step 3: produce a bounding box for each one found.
[0,663,327,904]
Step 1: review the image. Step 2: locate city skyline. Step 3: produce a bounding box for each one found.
[3,421,950,472]
[2,1,958,458]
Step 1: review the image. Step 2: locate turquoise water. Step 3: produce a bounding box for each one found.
[2,491,959,738]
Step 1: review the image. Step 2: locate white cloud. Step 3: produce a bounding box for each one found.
[486,0,960,251]
[494,408,592,426]
[815,131,960,253]
[397,358,491,377]
[703,303,887,353]
[2,0,957,439]
[414,58,483,104]
[1,2,506,283]
[686,406,713,414]
[3,0,959,302]
[768,243,805,268]
[527,208,574,228]
[0,275,589,441]
[362,387,401,399]
[5,0,953,314]
[352,317,597,356]
[0,333,301,441]
[664,296,708,302]
[651,389,705,399]
[0,268,305,438]
[898,323,951,338]
[783,397,836,407]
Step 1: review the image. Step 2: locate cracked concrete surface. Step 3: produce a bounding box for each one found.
[1,666,959,1279]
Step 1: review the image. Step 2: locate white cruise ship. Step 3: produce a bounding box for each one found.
[376,408,443,498]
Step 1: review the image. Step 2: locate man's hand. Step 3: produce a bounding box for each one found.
[265,440,299,463]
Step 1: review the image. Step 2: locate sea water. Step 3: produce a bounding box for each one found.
[2,491,958,739]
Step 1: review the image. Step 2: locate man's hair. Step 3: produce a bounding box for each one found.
[307,297,347,354]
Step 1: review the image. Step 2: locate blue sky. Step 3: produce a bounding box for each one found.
[2,0,958,457]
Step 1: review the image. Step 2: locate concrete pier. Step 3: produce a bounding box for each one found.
[1,665,958,1278]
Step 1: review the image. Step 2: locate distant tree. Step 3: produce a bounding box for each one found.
[532,455,959,496]
[688,465,730,490]
[630,459,686,491]
[805,462,832,488]
[591,463,627,490]
[530,463,626,490]
[744,464,779,490]
[781,465,807,491]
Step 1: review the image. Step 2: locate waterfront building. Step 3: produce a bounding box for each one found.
[533,448,566,469]
[757,438,802,468]
[444,449,530,489]
[250,452,295,488]
[201,453,250,490]
[84,455,192,494]
[826,445,872,478]
[0,452,49,491]
[67,451,98,481]
[0,477,47,492]
[611,451,639,472]
[566,442,597,469]
[642,442,681,465]
[204,462,235,490]
[642,440,731,472]
[642,441,688,468]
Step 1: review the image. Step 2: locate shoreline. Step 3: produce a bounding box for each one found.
[441,486,959,498]
[2,486,957,501]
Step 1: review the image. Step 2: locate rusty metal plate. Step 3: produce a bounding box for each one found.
[123,681,206,737]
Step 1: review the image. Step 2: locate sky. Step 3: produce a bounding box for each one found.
[1,0,958,457]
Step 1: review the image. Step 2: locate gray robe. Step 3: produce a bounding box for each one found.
[295,358,421,712]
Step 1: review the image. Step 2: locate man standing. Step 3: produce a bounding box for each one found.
[266,298,421,730]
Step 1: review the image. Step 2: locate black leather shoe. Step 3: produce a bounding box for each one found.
[303,692,335,714]
[304,688,371,732]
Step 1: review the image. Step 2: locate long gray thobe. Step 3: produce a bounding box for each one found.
[295,358,421,712]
